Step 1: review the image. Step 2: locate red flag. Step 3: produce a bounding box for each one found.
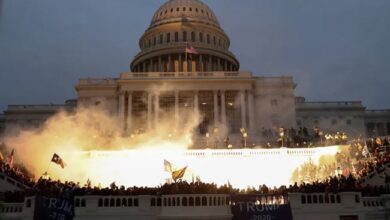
[185,45,198,54]
[7,149,14,168]
[51,153,66,169]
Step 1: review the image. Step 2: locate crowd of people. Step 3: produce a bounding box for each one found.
[0,159,35,187]
[1,135,390,204]
[260,126,348,148]
[2,171,390,203]
[347,136,390,180]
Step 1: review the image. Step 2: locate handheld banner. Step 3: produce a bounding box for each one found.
[34,195,74,220]
[231,194,293,220]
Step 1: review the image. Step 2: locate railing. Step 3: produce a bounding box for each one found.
[78,78,118,86]
[362,197,384,207]
[0,203,23,214]
[73,194,231,210]
[78,196,140,208]
[7,105,71,111]
[120,71,252,79]
[296,101,364,109]
[183,147,328,157]
[298,193,342,205]
[365,110,390,113]
[133,41,238,61]
[160,194,230,207]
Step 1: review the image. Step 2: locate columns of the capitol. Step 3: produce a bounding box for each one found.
[143,62,146,72]
[185,56,189,72]
[221,90,226,125]
[154,94,160,127]
[178,54,182,72]
[248,90,255,131]
[213,90,219,126]
[175,90,179,124]
[168,55,172,72]
[126,92,133,132]
[147,92,152,130]
[240,90,247,129]
[224,60,228,71]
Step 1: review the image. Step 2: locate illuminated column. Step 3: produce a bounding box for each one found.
[240,90,247,129]
[248,90,255,131]
[213,90,219,126]
[154,94,160,128]
[221,90,226,125]
[175,90,179,123]
[126,92,133,132]
[147,92,152,130]
[118,92,125,129]
[191,59,196,72]
[194,91,199,115]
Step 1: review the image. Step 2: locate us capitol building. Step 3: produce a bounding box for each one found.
[1,0,390,141]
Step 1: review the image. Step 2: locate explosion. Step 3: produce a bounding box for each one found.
[2,106,199,185]
[2,105,345,189]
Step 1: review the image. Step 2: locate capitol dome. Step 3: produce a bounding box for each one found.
[130,0,240,73]
[150,0,220,29]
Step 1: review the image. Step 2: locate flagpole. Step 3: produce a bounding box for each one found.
[185,41,188,71]
[45,160,52,174]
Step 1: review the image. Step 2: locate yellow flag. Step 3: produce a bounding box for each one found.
[172,166,187,181]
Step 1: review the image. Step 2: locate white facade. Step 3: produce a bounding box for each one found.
[76,72,297,140]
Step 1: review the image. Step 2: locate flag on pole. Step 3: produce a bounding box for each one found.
[51,153,66,169]
[185,45,198,54]
[172,166,187,182]
[164,159,172,172]
[7,149,14,168]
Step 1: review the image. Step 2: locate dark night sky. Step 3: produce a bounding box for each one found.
[0,0,389,111]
